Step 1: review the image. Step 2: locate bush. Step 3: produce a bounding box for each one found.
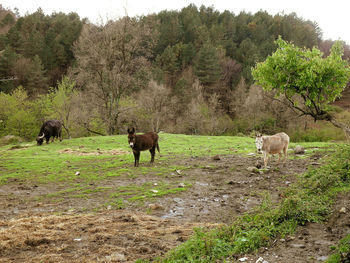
[0,87,43,140]
[289,123,347,142]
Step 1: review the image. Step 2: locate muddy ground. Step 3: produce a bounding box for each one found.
[0,152,349,262]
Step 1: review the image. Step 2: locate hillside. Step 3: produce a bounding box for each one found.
[334,86,350,111]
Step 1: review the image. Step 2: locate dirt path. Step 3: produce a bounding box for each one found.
[1,152,347,262]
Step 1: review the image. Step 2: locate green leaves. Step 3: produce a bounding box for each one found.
[252,37,350,120]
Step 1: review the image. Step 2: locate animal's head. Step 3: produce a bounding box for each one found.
[36,133,45,146]
[255,133,263,153]
[127,127,136,148]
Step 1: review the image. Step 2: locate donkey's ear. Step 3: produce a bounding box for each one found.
[131,127,135,133]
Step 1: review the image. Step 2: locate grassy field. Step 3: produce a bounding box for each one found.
[0,133,332,186]
[1,133,347,262]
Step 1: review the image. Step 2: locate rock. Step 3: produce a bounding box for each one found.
[75,171,80,176]
[105,252,126,262]
[238,257,248,262]
[256,257,268,263]
[212,155,221,160]
[247,166,259,173]
[290,243,306,248]
[178,183,186,188]
[340,207,346,213]
[176,170,182,175]
[148,203,163,210]
[294,145,305,154]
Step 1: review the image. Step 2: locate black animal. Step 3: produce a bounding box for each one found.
[36,120,62,145]
[127,127,160,167]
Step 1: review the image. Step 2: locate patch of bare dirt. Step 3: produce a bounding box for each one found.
[1,151,348,262]
[59,148,129,156]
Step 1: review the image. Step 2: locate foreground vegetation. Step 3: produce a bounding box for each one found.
[134,142,350,262]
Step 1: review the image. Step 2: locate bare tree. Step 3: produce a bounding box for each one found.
[137,80,171,132]
[73,16,158,134]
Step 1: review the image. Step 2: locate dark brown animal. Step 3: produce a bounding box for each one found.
[36,120,62,146]
[127,127,160,167]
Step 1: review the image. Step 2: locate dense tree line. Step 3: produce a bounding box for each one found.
[0,4,349,139]
[0,6,83,94]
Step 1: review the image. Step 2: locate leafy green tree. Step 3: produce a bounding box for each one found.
[194,41,221,87]
[0,87,37,138]
[156,11,183,54]
[0,45,17,92]
[49,76,78,138]
[157,45,179,85]
[252,37,350,137]
[3,9,83,91]
[13,55,48,96]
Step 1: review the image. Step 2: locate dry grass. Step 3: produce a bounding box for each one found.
[59,148,129,156]
[0,210,218,263]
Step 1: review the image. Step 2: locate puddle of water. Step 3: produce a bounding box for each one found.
[195,182,209,186]
[161,206,184,219]
[173,198,184,204]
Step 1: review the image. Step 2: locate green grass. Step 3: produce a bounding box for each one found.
[0,133,266,207]
[0,133,332,185]
[0,134,336,203]
[325,233,350,262]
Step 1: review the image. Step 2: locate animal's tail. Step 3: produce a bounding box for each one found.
[156,142,160,153]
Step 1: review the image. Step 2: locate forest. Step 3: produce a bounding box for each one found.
[0,3,350,141]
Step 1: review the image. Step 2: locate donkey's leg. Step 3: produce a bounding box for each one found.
[283,147,287,162]
[133,151,140,167]
[277,152,282,164]
[150,147,156,163]
[263,152,268,167]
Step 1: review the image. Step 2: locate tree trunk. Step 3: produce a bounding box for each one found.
[329,118,350,140]
[61,122,71,139]
[84,123,105,136]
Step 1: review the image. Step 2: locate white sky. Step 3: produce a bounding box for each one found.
[1,0,349,44]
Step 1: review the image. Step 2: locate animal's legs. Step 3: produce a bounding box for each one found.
[150,147,156,163]
[263,152,268,167]
[277,152,282,164]
[133,151,140,167]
